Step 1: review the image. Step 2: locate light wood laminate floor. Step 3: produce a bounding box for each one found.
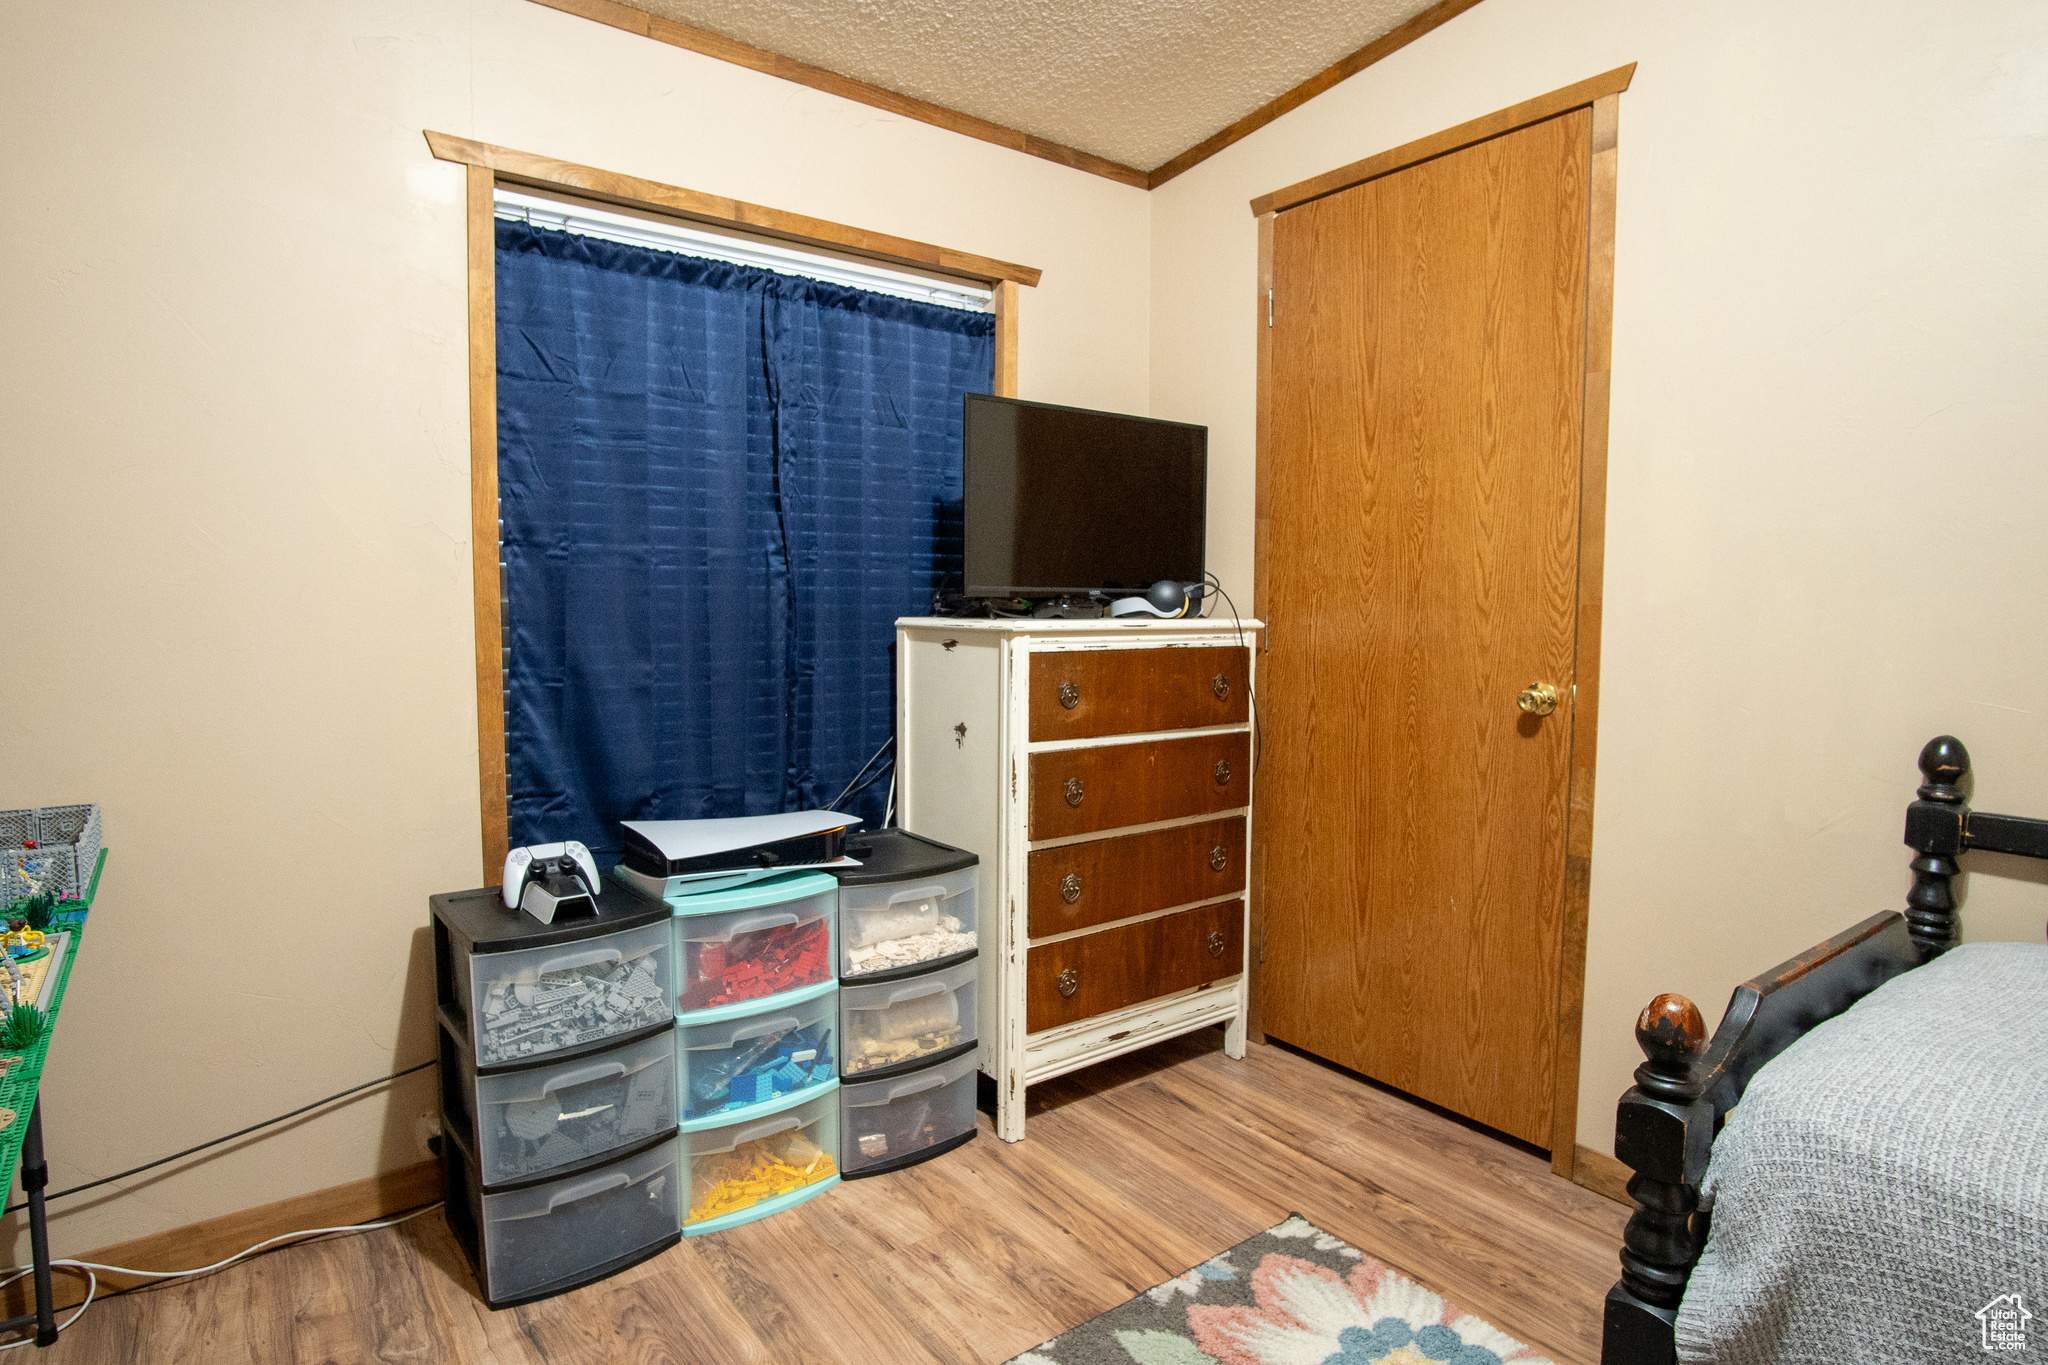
[43,1032,1628,1364]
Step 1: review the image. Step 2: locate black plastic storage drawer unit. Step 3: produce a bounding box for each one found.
[832,829,981,1179]
[431,882,681,1307]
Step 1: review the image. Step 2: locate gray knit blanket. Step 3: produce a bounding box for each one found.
[1674,941,2048,1364]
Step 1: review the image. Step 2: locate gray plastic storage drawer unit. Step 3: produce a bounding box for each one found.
[431,882,682,1307]
[441,1022,676,1187]
[441,1128,681,1308]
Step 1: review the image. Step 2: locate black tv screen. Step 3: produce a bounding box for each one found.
[962,394,1207,596]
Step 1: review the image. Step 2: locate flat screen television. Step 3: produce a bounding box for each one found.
[962,393,1207,596]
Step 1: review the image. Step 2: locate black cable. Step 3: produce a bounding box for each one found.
[1205,572,1263,778]
[836,758,894,808]
[5,1059,437,1214]
[827,737,894,810]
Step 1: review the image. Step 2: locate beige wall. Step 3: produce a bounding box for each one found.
[1150,0,2048,1154]
[1,0,1148,1257]
[6,0,2044,1269]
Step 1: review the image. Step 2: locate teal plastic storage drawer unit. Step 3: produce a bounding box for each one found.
[443,1022,676,1187]
[840,954,976,1081]
[840,1049,979,1179]
[433,884,673,1068]
[677,980,838,1122]
[671,872,837,1014]
[833,830,978,981]
[682,1086,840,1235]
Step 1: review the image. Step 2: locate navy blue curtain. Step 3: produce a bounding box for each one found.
[495,220,992,857]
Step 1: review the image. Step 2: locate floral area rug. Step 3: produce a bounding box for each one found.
[1005,1215,1555,1365]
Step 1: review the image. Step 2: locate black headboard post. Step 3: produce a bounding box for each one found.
[1602,996,1710,1365]
[1903,734,1968,960]
[1602,735,2048,1365]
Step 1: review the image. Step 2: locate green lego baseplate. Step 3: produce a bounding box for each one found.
[0,848,103,1200]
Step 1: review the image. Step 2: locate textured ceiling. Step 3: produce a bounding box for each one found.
[621,0,1444,171]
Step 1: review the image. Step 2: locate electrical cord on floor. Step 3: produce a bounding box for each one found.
[3,1058,438,1215]
[0,1201,445,1348]
[0,1265,92,1348]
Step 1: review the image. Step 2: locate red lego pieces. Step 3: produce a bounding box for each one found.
[680,918,831,1012]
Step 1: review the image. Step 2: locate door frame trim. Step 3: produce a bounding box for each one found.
[1248,63,1633,216]
[1249,72,1629,1182]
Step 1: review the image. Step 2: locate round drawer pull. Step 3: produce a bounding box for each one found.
[1207,931,1227,958]
[1064,776,1085,807]
[1209,845,1228,871]
[1057,680,1081,709]
[1056,966,1080,998]
[1060,872,1082,903]
[1214,760,1231,786]
[1212,673,1230,700]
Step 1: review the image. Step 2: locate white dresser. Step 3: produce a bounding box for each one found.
[895,616,1260,1141]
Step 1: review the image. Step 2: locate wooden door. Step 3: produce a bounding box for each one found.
[1259,108,1590,1148]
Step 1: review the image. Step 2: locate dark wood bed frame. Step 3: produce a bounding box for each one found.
[1601,735,2048,1365]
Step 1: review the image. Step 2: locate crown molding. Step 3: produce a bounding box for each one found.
[527,0,1149,188]
[527,0,1492,192]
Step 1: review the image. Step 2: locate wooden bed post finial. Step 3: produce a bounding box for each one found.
[1633,993,1706,1101]
[1904,735,1969,961]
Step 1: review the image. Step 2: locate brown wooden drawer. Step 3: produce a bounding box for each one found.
[1028,816,1246,938]
[1029,646,1249,742]
[1029,732,1249,840]
[1026,900,1243,1032]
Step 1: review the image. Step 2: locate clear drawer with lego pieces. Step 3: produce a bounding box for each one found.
[678,981,837,1123]
[459,920,672,1066]
[840,955,977,1080]
[840,1049,978,1179]
[461,1135,680,1308]
[832,830,978,981]
[444,1024,676,1187]
[670,873,837,1014]
[682,1088,839,1236]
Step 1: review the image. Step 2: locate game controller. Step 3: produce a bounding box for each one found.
[503,840,602,920]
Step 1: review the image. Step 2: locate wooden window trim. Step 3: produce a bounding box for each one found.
[1249,75,1626,1183]
[428,132,1041,287]
[431,133,1034,877]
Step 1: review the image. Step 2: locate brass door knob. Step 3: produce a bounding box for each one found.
[1060,872,1082,903]
[1057,680,1080,710]
[1209,845,1228,871]
[1064,776,1085,807]
[1517,681,1561,716]
[1206,931,1227,958]
[1056,966,1079,998]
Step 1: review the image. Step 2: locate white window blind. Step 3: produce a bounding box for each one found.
[493,189,993,312]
